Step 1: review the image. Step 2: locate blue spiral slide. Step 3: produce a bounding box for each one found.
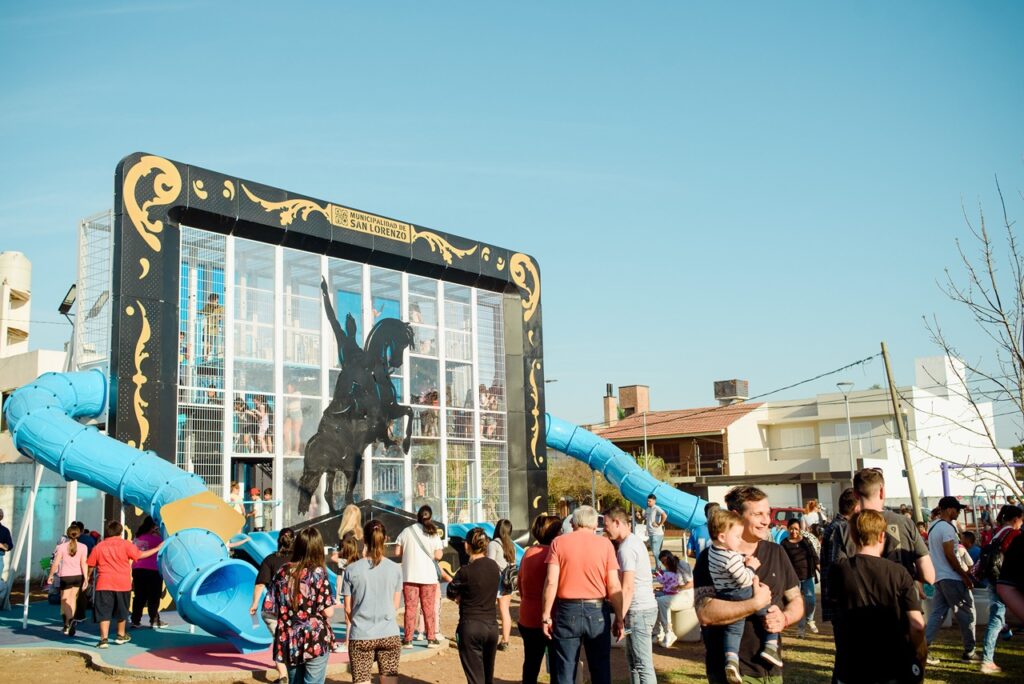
[3,370,271,653]
[545,414,709,530]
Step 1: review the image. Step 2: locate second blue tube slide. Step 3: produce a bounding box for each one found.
[546,413,709,530]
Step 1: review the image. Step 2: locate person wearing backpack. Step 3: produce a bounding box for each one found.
[978,504,1022,674]
[487,519,517,651]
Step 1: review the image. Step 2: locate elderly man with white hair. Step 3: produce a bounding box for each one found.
[540,505,624,684]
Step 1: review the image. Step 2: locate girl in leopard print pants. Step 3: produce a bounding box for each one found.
[349,636,402,682]
[342,519,404,684]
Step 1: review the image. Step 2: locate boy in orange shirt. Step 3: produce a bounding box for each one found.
[87,520,162,648]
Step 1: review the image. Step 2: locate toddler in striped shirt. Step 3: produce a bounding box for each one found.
[708,509,782,683]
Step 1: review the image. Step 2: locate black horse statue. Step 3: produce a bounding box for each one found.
[297,278,415,515]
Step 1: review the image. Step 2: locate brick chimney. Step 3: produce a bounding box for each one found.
[603,383,619,425]
[619,385,650,417]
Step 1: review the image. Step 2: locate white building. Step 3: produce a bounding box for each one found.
[0,214,112,581]
[595,356,1015,516]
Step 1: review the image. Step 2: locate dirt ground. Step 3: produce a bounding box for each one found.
[3,595,693,683]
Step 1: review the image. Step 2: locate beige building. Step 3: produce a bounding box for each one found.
[594,356,1013,515]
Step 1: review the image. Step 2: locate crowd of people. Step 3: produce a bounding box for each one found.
[23,467,1024,683]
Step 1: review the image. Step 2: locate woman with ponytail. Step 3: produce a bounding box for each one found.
[341,519,403,684]
[486,518,516,650]
[448,527,502,684]
[395,505,443,647]
[265,527,334,684]
[47,525,89,636]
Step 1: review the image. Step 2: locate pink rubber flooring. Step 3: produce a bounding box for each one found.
[126,643,349,672]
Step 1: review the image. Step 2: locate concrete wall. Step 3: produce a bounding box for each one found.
[0,349,67,463]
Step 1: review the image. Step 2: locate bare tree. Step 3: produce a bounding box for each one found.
[924,178,1024,496]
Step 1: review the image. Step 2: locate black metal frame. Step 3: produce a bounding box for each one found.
[109,153,546,531]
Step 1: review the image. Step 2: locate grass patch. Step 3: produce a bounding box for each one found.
[649,626,1024,683]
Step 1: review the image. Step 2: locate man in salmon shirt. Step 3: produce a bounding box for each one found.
[540,505,624,684]
[87,520,162,649]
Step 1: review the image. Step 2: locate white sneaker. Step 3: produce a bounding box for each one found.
[807,620,819,634]
[724,660,743,684]
[662,632,677,648]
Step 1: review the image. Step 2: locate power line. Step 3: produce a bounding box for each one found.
[601,406,1024,464]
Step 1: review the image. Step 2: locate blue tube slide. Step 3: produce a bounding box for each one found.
[3,370,271,653]
[545,414,709,530]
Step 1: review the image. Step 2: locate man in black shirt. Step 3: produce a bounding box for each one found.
[829,509,926,684]
[853,469,935,584]
[695,486,801,684]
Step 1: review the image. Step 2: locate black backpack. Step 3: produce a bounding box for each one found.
[972,533,1007,583]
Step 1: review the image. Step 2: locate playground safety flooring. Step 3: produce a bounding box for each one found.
[0,601,439,679]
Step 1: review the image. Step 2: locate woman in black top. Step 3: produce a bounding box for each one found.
[249,528,295,684]
[447,527,501,684]
[782,518,820,637]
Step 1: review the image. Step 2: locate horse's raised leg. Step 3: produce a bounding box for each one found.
[297,466,323,515]
[345,449,363,505]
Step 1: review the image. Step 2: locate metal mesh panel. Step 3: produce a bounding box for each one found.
[446,440,476,524]
[477,291,508,520]
[74,211,113,374]
[177,386,225,490]
[178,227,227,490]
[179,228,226,389]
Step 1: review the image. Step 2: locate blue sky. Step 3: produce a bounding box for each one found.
[2,2,1022,441]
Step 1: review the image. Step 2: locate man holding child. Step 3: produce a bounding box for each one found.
[694,486,802,684]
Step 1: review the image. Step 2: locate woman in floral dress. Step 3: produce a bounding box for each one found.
[265,527,335,684]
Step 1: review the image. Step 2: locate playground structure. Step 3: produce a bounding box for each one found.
[2,153,709,655]
[4,369,269,652]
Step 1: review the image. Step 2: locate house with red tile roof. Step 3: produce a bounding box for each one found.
[586,357,1015,515]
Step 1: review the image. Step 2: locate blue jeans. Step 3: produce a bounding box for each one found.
[649,535,664,571]
[626,607,658,684]
[550,600,611,684]
[286,652,329,684]
[924,579,976,653]
[719,585,776,657]
[982,585,1006,663]
[799,577,816,629]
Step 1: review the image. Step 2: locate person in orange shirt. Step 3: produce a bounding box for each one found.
[540,505,623,684]
[86,520,162,649]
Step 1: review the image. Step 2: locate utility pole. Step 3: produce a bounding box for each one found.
[882,341,923,522]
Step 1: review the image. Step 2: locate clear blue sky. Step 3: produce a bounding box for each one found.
[2,2,1022,441]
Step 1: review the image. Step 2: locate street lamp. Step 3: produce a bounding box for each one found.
[837,381,855,486]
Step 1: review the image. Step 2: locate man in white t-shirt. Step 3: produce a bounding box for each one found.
[924,496,978,663]
[395,511,444,647]
[605,507,658,683]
